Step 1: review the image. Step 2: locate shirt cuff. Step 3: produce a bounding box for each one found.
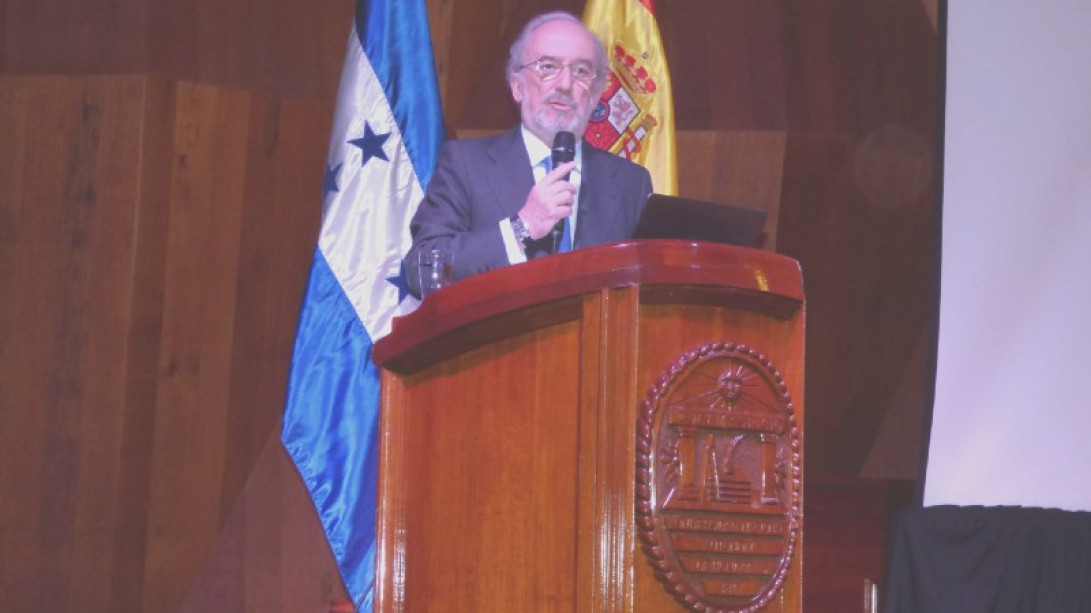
[499,217,528,265]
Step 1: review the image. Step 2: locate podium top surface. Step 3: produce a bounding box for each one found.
[374,240,802,374]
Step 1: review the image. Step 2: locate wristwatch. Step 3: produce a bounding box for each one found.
[509,214,533,246]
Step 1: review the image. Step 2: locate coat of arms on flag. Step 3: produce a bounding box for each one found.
[586,43,661,161]
[584,0,677,195]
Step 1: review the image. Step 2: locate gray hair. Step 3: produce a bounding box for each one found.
[506,11,609,93]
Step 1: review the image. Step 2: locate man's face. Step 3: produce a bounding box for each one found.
[510,19,600,146]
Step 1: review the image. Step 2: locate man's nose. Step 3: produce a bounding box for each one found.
[554,65,575,90]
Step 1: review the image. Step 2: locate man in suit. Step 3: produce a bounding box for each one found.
[404,11,654,297]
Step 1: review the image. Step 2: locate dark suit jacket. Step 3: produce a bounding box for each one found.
[404,127,653,295]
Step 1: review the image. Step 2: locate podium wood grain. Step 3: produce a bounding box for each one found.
[374,241,805,613]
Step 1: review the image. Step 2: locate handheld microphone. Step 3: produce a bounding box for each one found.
[550,131,576,247]
[551,131,576,179]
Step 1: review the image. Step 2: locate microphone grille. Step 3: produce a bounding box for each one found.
[552,131,576,162]
[553,131,575,149]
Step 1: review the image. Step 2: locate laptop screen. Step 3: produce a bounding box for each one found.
[632,194,767,248]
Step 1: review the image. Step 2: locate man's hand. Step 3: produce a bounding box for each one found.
[517,161,578,239]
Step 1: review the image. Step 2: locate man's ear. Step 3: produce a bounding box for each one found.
[509,73,524,104]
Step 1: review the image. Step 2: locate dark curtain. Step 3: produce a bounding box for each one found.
[886,505,1091,613]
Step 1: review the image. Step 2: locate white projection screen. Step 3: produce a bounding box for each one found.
[923,1,1091,511]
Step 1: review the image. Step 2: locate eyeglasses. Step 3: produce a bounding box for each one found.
[518,57,598,85]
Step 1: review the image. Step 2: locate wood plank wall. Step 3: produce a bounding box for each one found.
[0,0,939,611]
[0,73,344,612]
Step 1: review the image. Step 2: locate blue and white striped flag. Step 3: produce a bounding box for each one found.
[282,0,443,609]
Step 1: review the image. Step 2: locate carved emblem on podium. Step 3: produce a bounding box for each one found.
[636,342,801,612]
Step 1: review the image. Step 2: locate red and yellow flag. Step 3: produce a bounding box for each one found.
[583,0,677,195]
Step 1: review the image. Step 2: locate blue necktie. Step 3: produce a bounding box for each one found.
[543,156,573,253]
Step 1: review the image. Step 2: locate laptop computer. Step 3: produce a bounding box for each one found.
[632,193,768,248]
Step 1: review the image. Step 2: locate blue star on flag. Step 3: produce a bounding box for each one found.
[349,121,391,167]
[386,264,412,305]
[323,162,342,199]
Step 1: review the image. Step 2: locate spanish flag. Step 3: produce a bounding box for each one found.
[583,0,677,195]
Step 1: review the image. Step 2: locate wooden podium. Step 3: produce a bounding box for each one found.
[373,241,805,613]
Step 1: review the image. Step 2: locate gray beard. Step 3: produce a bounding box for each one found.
[530,107,589,143]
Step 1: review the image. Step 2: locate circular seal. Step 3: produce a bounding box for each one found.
[636,342,801,613]
[590,99,610,123]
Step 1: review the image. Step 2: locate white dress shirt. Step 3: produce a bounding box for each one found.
[498,126,583,264]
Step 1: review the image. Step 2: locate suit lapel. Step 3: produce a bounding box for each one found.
[575,144,622,248]
[482,127,535,218]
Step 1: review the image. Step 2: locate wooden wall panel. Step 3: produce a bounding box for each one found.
[137,81,328,613]
[2,0,354,99]
[148,0,351,98]
[0,0,148,75]
[0,75,156,613]
[656,1,790,130]
[140,81,252,613]
[110,77,176,613]
[428,0,516,132]
[0,75,332,613]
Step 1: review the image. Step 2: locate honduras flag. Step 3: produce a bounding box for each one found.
[281,0,443,609]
